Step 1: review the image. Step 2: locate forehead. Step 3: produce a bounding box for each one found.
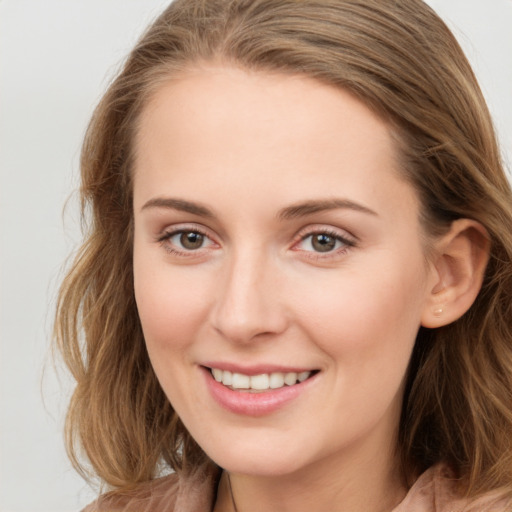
[133,65,417,221]
[135,64,395,161]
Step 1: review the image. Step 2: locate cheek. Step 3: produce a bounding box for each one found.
[133,255,215,407]
[294,256,427,360]
[133,252,211,354]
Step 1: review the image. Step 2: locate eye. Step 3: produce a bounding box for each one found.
[295,229,356,255]
[158,227,216,254]
[173,231,207,250]
[306,233,339,252]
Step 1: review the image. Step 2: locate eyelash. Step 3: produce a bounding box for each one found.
[156,225,216,257]
[156,225,357,260]
[292,228,357,260]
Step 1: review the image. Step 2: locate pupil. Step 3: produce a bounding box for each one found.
[180,232,203,249]
[312,234,335,252]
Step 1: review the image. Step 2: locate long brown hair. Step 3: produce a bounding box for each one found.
[55,0,512,498]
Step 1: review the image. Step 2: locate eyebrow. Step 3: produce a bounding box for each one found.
[277,199,378,220]
[141,197,214,217]
[140,196,378,219]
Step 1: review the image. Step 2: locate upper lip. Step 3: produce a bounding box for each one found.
[201,362,317,376]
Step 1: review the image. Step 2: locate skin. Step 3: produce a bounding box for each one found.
[132,65,443,512]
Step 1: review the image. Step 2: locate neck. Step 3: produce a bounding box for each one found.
[214,441,406,512]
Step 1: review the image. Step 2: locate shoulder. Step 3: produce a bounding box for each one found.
[81,462,220,512]
[394,464,512,512]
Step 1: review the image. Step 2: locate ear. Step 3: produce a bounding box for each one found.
[421,219,490,328]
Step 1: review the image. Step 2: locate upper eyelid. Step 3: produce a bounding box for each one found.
[157,223,215,240]
[293,224,358,242]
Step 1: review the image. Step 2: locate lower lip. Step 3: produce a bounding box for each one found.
[201,367,317,417]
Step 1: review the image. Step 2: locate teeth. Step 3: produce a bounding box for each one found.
[231,373,250,389]
[269,372,285,389]
[284,372,297,386]
[298,371,310,382]
[222,370,233,386]
[211,369,312,390]
[250,373,270,390]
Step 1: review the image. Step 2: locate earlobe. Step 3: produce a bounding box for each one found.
[421,219,490,328]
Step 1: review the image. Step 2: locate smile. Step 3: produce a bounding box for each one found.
[210,368,313,391]
[203,365,319,416]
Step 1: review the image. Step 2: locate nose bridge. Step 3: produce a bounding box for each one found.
[211,244,286,343]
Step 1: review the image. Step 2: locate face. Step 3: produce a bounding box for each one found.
[132,65,436,478]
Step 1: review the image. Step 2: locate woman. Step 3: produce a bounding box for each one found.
[55,0,512,510]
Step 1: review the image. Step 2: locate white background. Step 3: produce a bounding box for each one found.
[0,1,511,511]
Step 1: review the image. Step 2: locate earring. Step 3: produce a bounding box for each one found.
[433,307,443,317]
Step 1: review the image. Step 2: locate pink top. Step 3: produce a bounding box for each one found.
[84,463,511,512]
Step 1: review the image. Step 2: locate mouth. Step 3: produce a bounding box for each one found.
[207,367,318,392]
[202,365,319,415]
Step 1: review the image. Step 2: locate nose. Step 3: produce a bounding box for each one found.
[210,249,288,344]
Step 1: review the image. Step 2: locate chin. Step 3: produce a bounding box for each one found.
[201,438,315,477]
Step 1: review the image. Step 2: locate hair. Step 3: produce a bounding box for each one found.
[55,0,512,500]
